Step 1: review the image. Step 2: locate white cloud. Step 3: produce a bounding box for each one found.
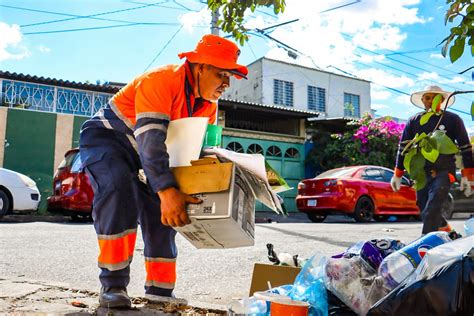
[418,72,440,81]
[37,45,51,53]
[371,103,390,110]
[179,9,210,33]
[258,0,427,79]
[429,53,444,59]
[356,68,414,88]
[371,88,392,100]
[0,22,30,61]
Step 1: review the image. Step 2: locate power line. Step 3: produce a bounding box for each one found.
[123,0,199,12]
[23,22,183,35]
[5,1,170,28]
[327,65,472,117]
[384,47,439,56]
[143,25,183,72]
[0,4,159,27]
[342,33,472,81]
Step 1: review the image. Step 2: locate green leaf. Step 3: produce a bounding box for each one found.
[450,37,465,63]
[414,132,428,144]
[403,148,417,174]
[431,94,443,112]
[471,101,474,120]
[409,152,426,179]
[413,172,427,190]
[432,130,459,154]
[421,143,440,163]
[420,112,434,125]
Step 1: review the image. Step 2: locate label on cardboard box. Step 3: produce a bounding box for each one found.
[174,163,256,249]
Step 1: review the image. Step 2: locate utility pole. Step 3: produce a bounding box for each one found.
[211,9,219,35]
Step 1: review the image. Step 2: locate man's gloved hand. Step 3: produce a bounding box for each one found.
[158,187,202,227]
[390,176,402,192]
[459,176,472,197]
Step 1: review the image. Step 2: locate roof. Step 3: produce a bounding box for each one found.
[307,117,356,133]
[247,57,371,83]
[0,71,120,94]
[219,98,320,118]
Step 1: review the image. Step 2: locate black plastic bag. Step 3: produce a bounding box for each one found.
[367,248,474,316]
[327,291,357,316]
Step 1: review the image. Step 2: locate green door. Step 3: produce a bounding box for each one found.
[3,109,57,211]
[223,135,304,212]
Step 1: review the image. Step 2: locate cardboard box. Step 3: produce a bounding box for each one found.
[249,263,301,296]
[172,162,256,249]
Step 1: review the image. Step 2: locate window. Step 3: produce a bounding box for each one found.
[383,169,411,186]
[362,168,384,182]
[70,155,83,173]
[273,79,293,107]
[226,142,244,153]
[284,148,300,159]
[307,86,326,112]
[247,144,263,155]
[266,146,282,157]
[344,93,360,117]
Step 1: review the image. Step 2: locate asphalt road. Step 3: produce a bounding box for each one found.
[0,215,469,309]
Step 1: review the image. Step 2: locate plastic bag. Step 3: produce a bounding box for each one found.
[367,236,474,316]
[289,253,328,316]
[334,239,405,270]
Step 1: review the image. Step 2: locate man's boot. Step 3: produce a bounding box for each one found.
[99,287,131,309]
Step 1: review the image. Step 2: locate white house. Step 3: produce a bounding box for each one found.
[224,57,371,119]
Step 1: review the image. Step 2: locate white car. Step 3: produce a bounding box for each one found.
[0,168,41,218]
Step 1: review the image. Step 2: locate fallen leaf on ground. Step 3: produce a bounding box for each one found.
[71,301,88,308]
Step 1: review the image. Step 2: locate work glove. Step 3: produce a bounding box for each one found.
[459,176,472,197]
[390,176,401,192]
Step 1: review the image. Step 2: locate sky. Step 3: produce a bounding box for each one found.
[1,0,473,132]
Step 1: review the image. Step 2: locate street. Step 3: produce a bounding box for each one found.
[0,215,468,311]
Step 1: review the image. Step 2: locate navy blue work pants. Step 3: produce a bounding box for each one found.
[416,170,450,235]
[79,128,177,296]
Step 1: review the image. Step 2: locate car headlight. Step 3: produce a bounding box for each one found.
[18,174,37,188]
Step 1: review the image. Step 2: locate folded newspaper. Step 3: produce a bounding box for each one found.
[203,147,286,215]
[157,117,287,215]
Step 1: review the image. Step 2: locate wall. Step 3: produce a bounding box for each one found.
[0,108,85,211]
[223,60,263,104]
[261,58,371,117]
[224,58,372,119]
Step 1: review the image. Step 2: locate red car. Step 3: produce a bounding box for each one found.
[296,165,420,223]
[47,149,93,221]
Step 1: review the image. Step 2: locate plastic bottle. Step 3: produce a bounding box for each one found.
[378,231,451,289]
[464,217,474,236]
[227,297,267,316]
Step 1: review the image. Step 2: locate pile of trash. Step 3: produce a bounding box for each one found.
[230,219,474,316]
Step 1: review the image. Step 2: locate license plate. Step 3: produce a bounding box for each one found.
[307,199,317,207]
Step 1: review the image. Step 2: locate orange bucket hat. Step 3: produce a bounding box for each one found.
[178,34,248,79]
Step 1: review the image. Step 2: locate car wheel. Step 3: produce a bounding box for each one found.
[354,196,375,222]
[306,213,327,223]
[0,190,11,219]
[441,194,454,219]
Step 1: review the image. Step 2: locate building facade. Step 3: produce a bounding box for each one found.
[224,57,371,119]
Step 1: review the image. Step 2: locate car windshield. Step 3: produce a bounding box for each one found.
[70,154,83,173]
[57,152,78,169]
[315,167,360,179]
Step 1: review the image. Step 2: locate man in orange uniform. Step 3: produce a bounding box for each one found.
[79,34,248,308]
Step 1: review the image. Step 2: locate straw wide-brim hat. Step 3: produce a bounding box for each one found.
[410,85,455,109]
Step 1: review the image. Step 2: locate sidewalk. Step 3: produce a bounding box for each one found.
[0,277,226,315]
